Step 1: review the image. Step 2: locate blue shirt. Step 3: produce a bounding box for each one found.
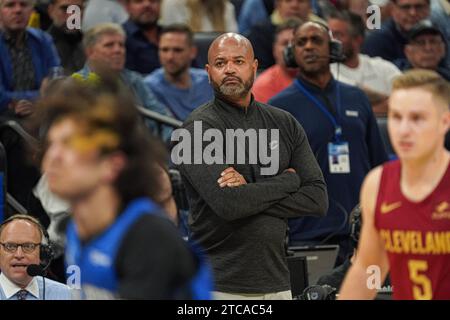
[0,274,71,300]
[238,0,268,34]
[269,77,388,241]
[0,28,60,111]
[144,68,213,121]
[362,19,408,65]
[123,20,161,76]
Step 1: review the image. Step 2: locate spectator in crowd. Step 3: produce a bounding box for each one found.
[339,70,450,300]
[75,23,172,140]
[82,0,128,32]
[47,0,86,74]
[0,215,71,300]
[144,24,213,121]
[38,76,211,299]
[362,0,430,65]
[270,21,388,265]
[328,11,402,115]
[0,0,60,117]
[178,32,327,299]
[400,19,450,80]
[252,19,300,103]
[160,0,238,32]
[122,0,162,75]
[247,0,325,71]
[430,0,449,66]
[238,0,274,34]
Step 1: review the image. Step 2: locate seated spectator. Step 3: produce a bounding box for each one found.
[82,0,128,32]
[144,24,213,121]
[362,0,430,65]
[160,0,237,32]
[328,11,402,115]
[0,215,71,300]
[247,0,325,70]
[400,19,450,80]
[122,0,162,75]
[0,0,60,117]
[252,19,300,103]
[47,0,86,74]
[76,23,172,140]
[431,0,449,66]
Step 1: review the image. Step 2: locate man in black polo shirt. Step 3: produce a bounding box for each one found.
[177,33,328,299]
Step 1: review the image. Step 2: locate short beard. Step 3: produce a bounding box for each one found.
[212,74,254,100]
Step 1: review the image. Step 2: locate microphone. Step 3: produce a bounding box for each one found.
[26,264,46,300]
[26,264,45,277]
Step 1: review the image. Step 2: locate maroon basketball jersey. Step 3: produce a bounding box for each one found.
[375,160,450,300]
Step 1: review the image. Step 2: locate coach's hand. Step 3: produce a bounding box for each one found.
[218,167,247,188]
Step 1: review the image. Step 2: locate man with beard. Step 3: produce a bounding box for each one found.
[270,21,388,266]
[122,0,162,75]
[144,24,213,121]
[47,0,86,74]
[177,33,328,299]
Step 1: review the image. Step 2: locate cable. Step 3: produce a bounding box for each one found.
[320,199,349,245]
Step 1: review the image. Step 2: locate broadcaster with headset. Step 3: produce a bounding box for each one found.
[0,214,71,300]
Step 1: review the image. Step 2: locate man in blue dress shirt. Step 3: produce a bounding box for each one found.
[0,215,71,300]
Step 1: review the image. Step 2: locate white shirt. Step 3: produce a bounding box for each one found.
[0,272,39,299]
[331,54,402,95]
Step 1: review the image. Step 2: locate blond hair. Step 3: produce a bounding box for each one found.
[392,69,450,110]
[83,23,125,50]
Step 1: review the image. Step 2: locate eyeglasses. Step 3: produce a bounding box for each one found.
[0,242,40,254]
[396,3,429,12]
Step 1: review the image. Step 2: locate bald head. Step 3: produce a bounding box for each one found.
[206,33,258,107]
[207,33,255,64]
[295,21,330,39]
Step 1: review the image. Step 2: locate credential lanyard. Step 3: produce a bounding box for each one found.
[294,79,342,142]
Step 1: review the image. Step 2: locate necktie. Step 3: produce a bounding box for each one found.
[16,289,28,300]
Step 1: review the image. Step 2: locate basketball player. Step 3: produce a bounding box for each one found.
[339,69,450,300]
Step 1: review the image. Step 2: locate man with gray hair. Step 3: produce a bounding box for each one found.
[75,22,172,140]
[0,0,60,117]
[177,32,327,299]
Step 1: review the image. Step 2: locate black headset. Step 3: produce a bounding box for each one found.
[0,215,54,270]
[283,21,346,68]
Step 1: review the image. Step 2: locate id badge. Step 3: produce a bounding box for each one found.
[328,141,350,174]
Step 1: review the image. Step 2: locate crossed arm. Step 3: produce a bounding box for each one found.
[179,119,328,221]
